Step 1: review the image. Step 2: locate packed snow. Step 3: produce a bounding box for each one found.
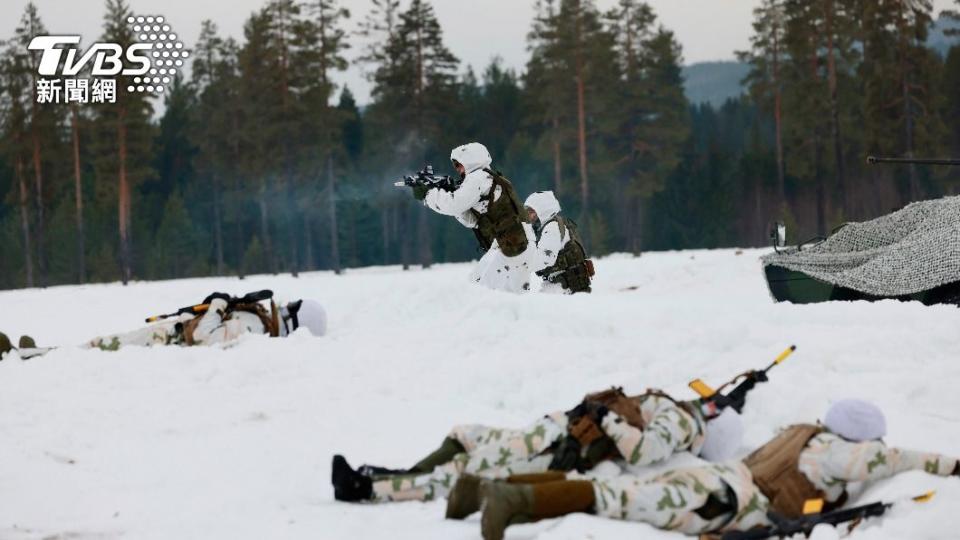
[1,248,958,540]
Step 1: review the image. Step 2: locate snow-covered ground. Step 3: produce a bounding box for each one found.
[1,249,958,540]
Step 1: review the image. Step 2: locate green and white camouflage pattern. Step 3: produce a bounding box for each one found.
[588,430,959,536]
[592,461,770,534]
[86,299,268,350]
[87,318,185,350]
[798,432,959,502]
[371,412,568,502]
[601,394,707,469]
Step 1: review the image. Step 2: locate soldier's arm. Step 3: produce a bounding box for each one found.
[454,210,478,229]
[600,397,698,467]
[809,434,959,484]
[189,298,231,345]
[423,171,489,216]
[530,221,563,272]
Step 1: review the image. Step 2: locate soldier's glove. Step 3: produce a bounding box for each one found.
[203,292,232,305]
[548,435,582,472]
[412,185,430,201]
[567,400,609,425]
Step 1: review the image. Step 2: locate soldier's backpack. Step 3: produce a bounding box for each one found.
[471,169,529,257]
[537,216,594,292]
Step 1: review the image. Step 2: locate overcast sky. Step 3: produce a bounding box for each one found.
[4,0,957,105]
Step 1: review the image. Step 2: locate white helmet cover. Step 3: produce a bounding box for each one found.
[524,191,562,221]
[823,399,886,442]
[450,142,492,174]
[287,299,327,337]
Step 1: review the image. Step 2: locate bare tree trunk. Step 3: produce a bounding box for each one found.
[16,152,34,288]
[573,1,591,248]
[327,154,342,274]
[401,205,412,271]
[304,212,314,270]
[773,27,786,206]
[231,115,245,279]
[348,205,358,267]
[381,202,390,265]
[212,171,225,275]
[258,182,274,274]
[552,115,562,194]
[71,104,86,284]
[30,113,46,287]
[825,0,846,215]
[897,0,920,203]
[118,107,132,285]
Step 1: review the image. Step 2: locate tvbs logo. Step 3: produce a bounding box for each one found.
[29,36,152,77]
[28,15,188,104]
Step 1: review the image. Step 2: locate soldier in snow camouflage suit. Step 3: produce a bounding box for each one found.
[86,294,327,350]
[478,400,960,540]
[330,390,726,505]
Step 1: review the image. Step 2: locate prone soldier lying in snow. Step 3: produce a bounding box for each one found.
[86,291,327,350]
[0,291,327,357]
[474,399,960,540]
[329,386,746,509]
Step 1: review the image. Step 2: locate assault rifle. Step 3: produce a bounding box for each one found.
[720,491,936,540]
[689,345,796,415]
[867,156,960,166]
[145,290,274,323]
[393,165,462,192]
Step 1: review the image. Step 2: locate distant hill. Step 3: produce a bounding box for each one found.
[682,17,959,110]
[682,61,749,108]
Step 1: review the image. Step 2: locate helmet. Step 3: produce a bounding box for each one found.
[524,191,561,222]
[283,299,327,337]
[824,399,886,442]
[450,142,492,175]
[699,408,744,462]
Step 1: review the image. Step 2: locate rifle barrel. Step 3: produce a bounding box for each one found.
[867,156,960,166]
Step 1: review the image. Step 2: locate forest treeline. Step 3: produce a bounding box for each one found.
[2,0,959,289]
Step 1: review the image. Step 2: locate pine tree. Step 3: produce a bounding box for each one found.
[366,0,459,268]
[192,20,235,276]
[859,0,944,206]
[739,0,788,208]
[95,0,155,284]
[11,3,62,286]
[605,1,689,251]
[238,11,278,274]
[525,0,618,248]
[301,0,351,274]
[0,42,35,288]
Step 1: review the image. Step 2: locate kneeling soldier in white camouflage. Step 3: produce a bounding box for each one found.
[477,399,960,540]
[330,386,744,513]
[525,191,594,294]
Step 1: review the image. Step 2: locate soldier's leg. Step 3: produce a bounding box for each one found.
[480,480,595,540]
[408,436,467,474]
[403,422,518,474]
[369,454,468,503]
[86,320,181,350]
[446,471,569,520]
[461,415,567,478]
[592,466,735,535]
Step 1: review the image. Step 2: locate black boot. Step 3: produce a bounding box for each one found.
[331,455,373,502]
[0,332,12,359]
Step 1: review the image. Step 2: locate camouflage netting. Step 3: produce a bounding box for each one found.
[761,196,960,296]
